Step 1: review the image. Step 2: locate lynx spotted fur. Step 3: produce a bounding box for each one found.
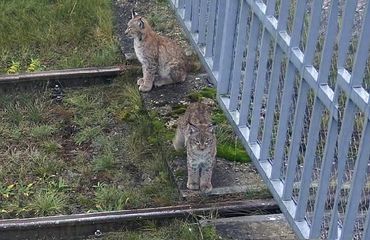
[125,10,187,92]
[173,102,216,193]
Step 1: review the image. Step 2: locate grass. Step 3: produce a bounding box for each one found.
[0,74,178,219]
[102,219,220,240]
[0,0,121,74]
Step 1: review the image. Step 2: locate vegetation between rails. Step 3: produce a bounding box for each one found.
[99,219,220,240]
[0,73,177,218]
[0,0,122,74]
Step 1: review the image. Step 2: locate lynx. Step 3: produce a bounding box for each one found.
[125,10,187,92]
[173,102,216,193]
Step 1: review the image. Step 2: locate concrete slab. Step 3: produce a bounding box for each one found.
[168,155,268,199]
[201,214,298,240]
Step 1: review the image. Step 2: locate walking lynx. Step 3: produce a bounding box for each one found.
[125,10,187,92]
[173,102,216,193]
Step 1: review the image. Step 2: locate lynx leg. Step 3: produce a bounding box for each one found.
[173,127,185,151]
[154,77,173,87]
[200,166,213,193]
[137,78,144,85]
[138,67,155,92]
[187,163,200,190]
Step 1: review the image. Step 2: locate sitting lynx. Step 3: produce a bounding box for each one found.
[173,102,216,193]
[125,10,187,92]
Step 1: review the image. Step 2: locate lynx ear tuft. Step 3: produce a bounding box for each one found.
[138,18,144,29]
[208,124,215,133]
[188,123,198,133]
[131,9,138,19]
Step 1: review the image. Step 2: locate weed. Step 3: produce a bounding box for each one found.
[94,184,140,211]
[6,61,21,74]
[25,99,45,123]
[74,126,102,145]
[26,58,43,72]
[30,151,62,178]
[29,190,67,216]
[41,140,62,154]
[93,153,115,172]
[4,103,23,126]
[30,125,56,139]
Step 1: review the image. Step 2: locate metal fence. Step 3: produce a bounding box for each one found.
[169,0,370,239]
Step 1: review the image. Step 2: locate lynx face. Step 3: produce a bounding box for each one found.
[125,10,146,40]
[188,124,215,151]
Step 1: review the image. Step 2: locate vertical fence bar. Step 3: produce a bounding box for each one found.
[191,0,200,33]
[217,0,240,95]
[339,5,370,239]
[363,183,370,239]
[310,116,338,238]
[316,0,338,84]
[293,0,327,222]
[349,3,370,87]
[282,80,309,201]
[306,1,339,236]
[340,120,370,240]
[260,0,291,162]
[271,0,307,179]
[302,0,324,65]
[184,0,192,21]
[294,99,324,220]
[229,0,250,111]
[260,47,283,162]
[248,0,275,143]
[212,0,226,71]
[337,0,358,67]
[328,98,356,239]
[197,0,208,45]
[178,0,185,9]
[205,0,217,58]
[238,14,260,127]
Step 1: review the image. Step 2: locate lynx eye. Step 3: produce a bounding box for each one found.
[195,140,200,145]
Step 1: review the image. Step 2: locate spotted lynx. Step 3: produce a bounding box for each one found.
[173,102,216,193]
[125,10,187,92]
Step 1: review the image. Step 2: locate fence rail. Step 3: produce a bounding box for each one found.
[170,0,370,239]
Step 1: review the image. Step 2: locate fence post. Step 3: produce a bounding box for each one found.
[217,0,239,95]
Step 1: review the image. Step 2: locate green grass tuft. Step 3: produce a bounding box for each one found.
[187,87,216,102]
[29,190,67,216]
[30,125,56,139]
[74,126,102,145]
[94,184,141,211]
[93,153,116,172]
[217,143,250,163]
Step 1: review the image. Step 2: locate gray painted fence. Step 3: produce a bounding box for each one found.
[169,0,370,239]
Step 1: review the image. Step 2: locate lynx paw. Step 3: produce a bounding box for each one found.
[187,182,199,190]
[137,78,144,85]
[154,78,172,87]
[200,183,213,193]
[138,84,153,92]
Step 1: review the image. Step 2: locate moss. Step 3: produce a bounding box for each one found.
[187,87,216,102]
[171,104,187,116]
[217,143,250,163]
